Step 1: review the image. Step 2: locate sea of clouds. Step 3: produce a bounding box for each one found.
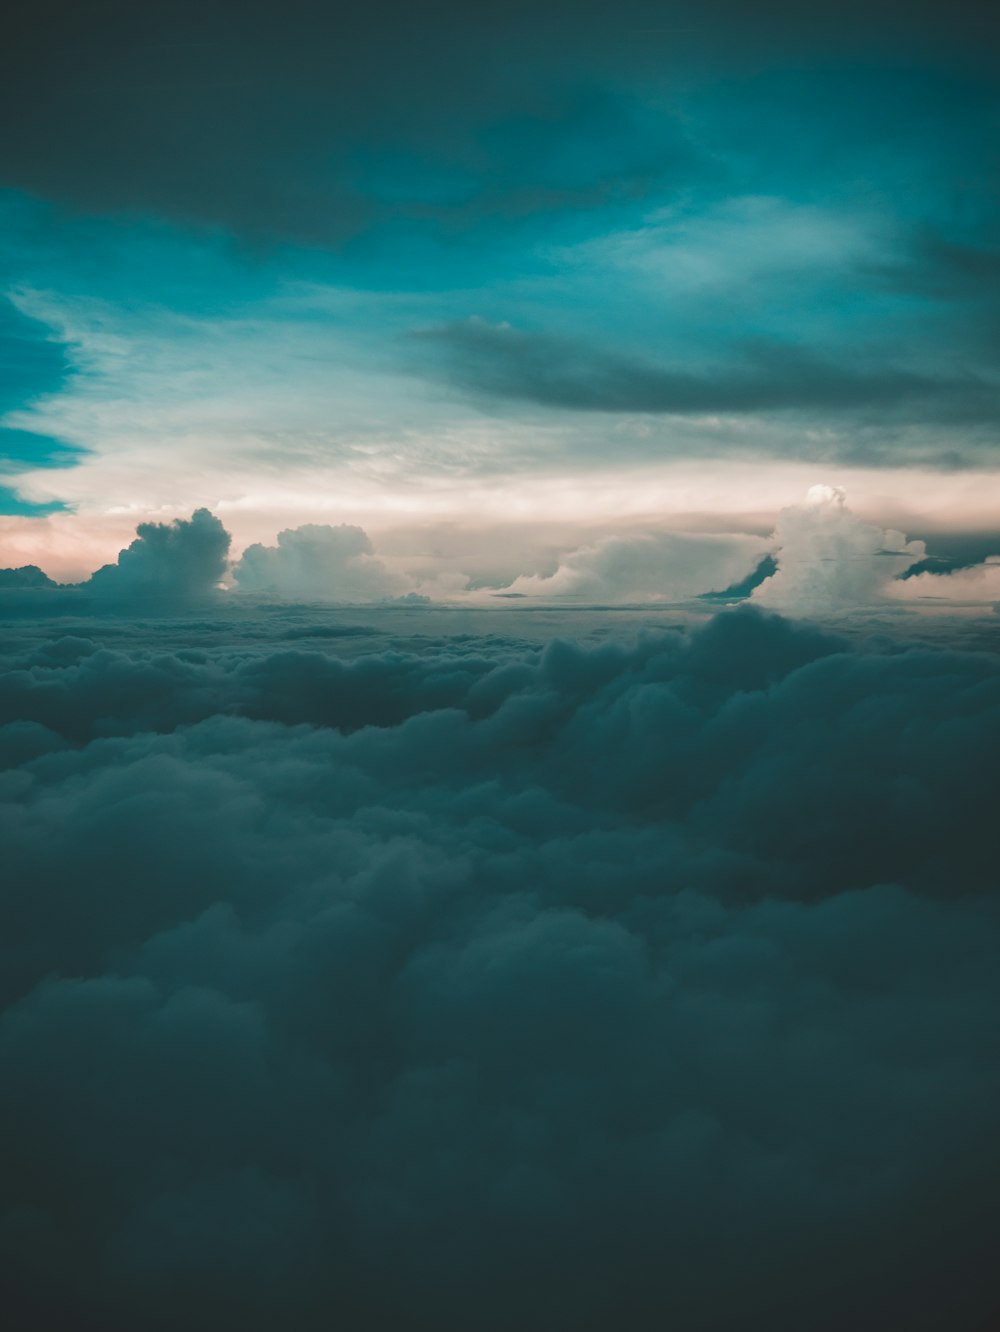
[2,532,1000,1328]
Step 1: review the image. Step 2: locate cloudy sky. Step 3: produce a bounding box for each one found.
[4,8,1000,1329]
[2,0,1000,592]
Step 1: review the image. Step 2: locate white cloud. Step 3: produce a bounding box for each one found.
[232,523,403,602]
[752,484,925,612]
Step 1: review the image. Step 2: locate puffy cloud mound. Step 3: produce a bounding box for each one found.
[2,606,1000,1331]
[754,485,924,611]
[500,530,769,602]
[233,523,401,601]
[86,508,231,601]
[0,565,56,589]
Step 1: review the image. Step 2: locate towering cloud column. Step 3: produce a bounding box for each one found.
[753,485,924,612]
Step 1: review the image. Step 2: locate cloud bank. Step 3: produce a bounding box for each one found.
[1,604,1000,1330]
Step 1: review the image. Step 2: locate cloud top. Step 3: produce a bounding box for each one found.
[1,604,999,1329]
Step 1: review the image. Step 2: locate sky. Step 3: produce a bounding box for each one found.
[3,6,1000,1330]
[1,0,1000,597]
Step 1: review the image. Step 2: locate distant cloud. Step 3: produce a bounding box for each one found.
[232,523,402,602]
[753,485,924,611]
[498,530,768,601]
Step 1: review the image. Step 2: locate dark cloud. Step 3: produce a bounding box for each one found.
[2,604,1000,1329]
[0,566,57,590]
[0,1,696,247]
[84,508,231,602]
[410,318,1000,425]
[2,1,997,247]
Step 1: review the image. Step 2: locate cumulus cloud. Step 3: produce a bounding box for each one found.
[753,484,924,612]
[85,508,231,602]
[232,524,403,602]
[497,530,769,602]
[1,603,1000,1330]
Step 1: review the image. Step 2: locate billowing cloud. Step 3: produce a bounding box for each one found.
[232,523,402,601]
[753,485,924,612]
[1,604,999,1329]
[84,508,231,602]
[498,529,769,601]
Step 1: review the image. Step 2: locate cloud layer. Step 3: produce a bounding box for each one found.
[2,604,1000,1329]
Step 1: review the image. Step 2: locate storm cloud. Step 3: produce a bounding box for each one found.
[2,604,1000,1330]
